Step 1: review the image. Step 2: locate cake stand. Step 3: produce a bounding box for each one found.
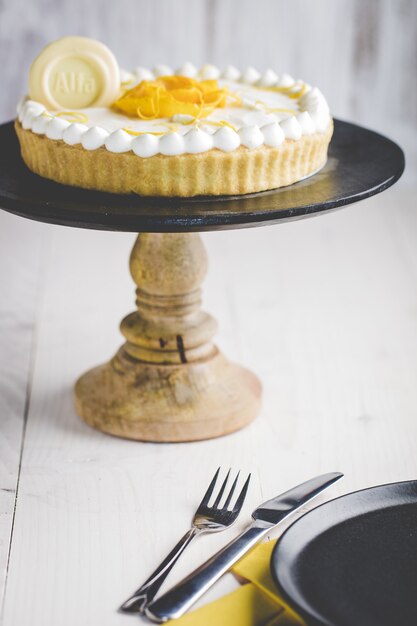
[0,120,404,442]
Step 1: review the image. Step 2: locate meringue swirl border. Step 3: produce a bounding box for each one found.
[17,64,331,158]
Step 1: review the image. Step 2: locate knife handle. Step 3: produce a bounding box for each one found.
[145,524,268,623]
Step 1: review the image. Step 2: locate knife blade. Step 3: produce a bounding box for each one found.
[145,472,343,623]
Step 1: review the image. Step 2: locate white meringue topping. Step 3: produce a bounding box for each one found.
[221,65,241,81]
[280,117,302,140]
[199,64,221,80]
[45,116,70,140]
[238,125,264,149]
[134,67,154,82]
[296,111,315,135]
[258,69,279,87]
[184,128,213,153]
[62,123,88,145]
[213,126,241,152]
[153,64,173,77]
[18,63,331,158]
[159,132,185,156]
[241,66,261,85]
[31,114,49,134]
[105,129,132,153]
[278,73,295,87]
[131,134,159,158]
[261,122,285,147]
[176,62,197,78]
[81,126,109,150]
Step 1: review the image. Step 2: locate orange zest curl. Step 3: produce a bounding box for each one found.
[200,119,238,131]
[54,111,89,123]
[122,127,166,136]
[113,75,229,120]
[122,122,179,136]
[269,83,308,99]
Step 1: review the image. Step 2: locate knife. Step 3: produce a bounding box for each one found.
[145,472,343,623]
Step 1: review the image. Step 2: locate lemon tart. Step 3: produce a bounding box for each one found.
[16,38,333,197]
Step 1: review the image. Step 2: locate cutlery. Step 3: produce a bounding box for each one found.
[120,467,251,613]
[145,472,343,623]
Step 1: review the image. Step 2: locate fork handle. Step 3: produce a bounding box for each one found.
[120,527,200,613]
[145,523,268,622]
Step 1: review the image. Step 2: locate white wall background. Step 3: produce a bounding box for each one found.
[0,0,416,183]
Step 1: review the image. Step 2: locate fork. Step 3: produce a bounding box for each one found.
[120,467,250,614]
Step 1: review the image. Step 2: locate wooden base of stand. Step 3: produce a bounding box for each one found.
[75,346,260,442]
[74,232,261,442]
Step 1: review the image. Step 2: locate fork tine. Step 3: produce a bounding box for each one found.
[232,473,251,514]
[212,468,231,508]
[198,467,220,508]
[223,471,240,510]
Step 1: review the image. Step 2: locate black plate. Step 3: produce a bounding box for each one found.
[271,480,417,626]
[0,119,404,232]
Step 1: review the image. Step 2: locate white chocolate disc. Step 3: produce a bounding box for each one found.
[29,36,120,109]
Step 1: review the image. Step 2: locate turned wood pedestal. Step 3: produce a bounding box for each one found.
[75,233,261,441]
[0,120,404,442]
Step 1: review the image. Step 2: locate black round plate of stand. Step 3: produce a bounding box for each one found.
[0,119,404,232]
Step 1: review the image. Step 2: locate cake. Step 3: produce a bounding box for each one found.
[15,37,333,197]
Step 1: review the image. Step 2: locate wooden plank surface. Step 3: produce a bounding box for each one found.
[0,0,416,182]
[0,187,416,624]
[0,213,46,617]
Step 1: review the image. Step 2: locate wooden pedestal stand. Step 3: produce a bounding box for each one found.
[74,233,262,441]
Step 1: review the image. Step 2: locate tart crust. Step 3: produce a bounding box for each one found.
[15,120,333,197]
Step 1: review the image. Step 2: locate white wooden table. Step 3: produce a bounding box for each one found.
[1,186,417,625]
